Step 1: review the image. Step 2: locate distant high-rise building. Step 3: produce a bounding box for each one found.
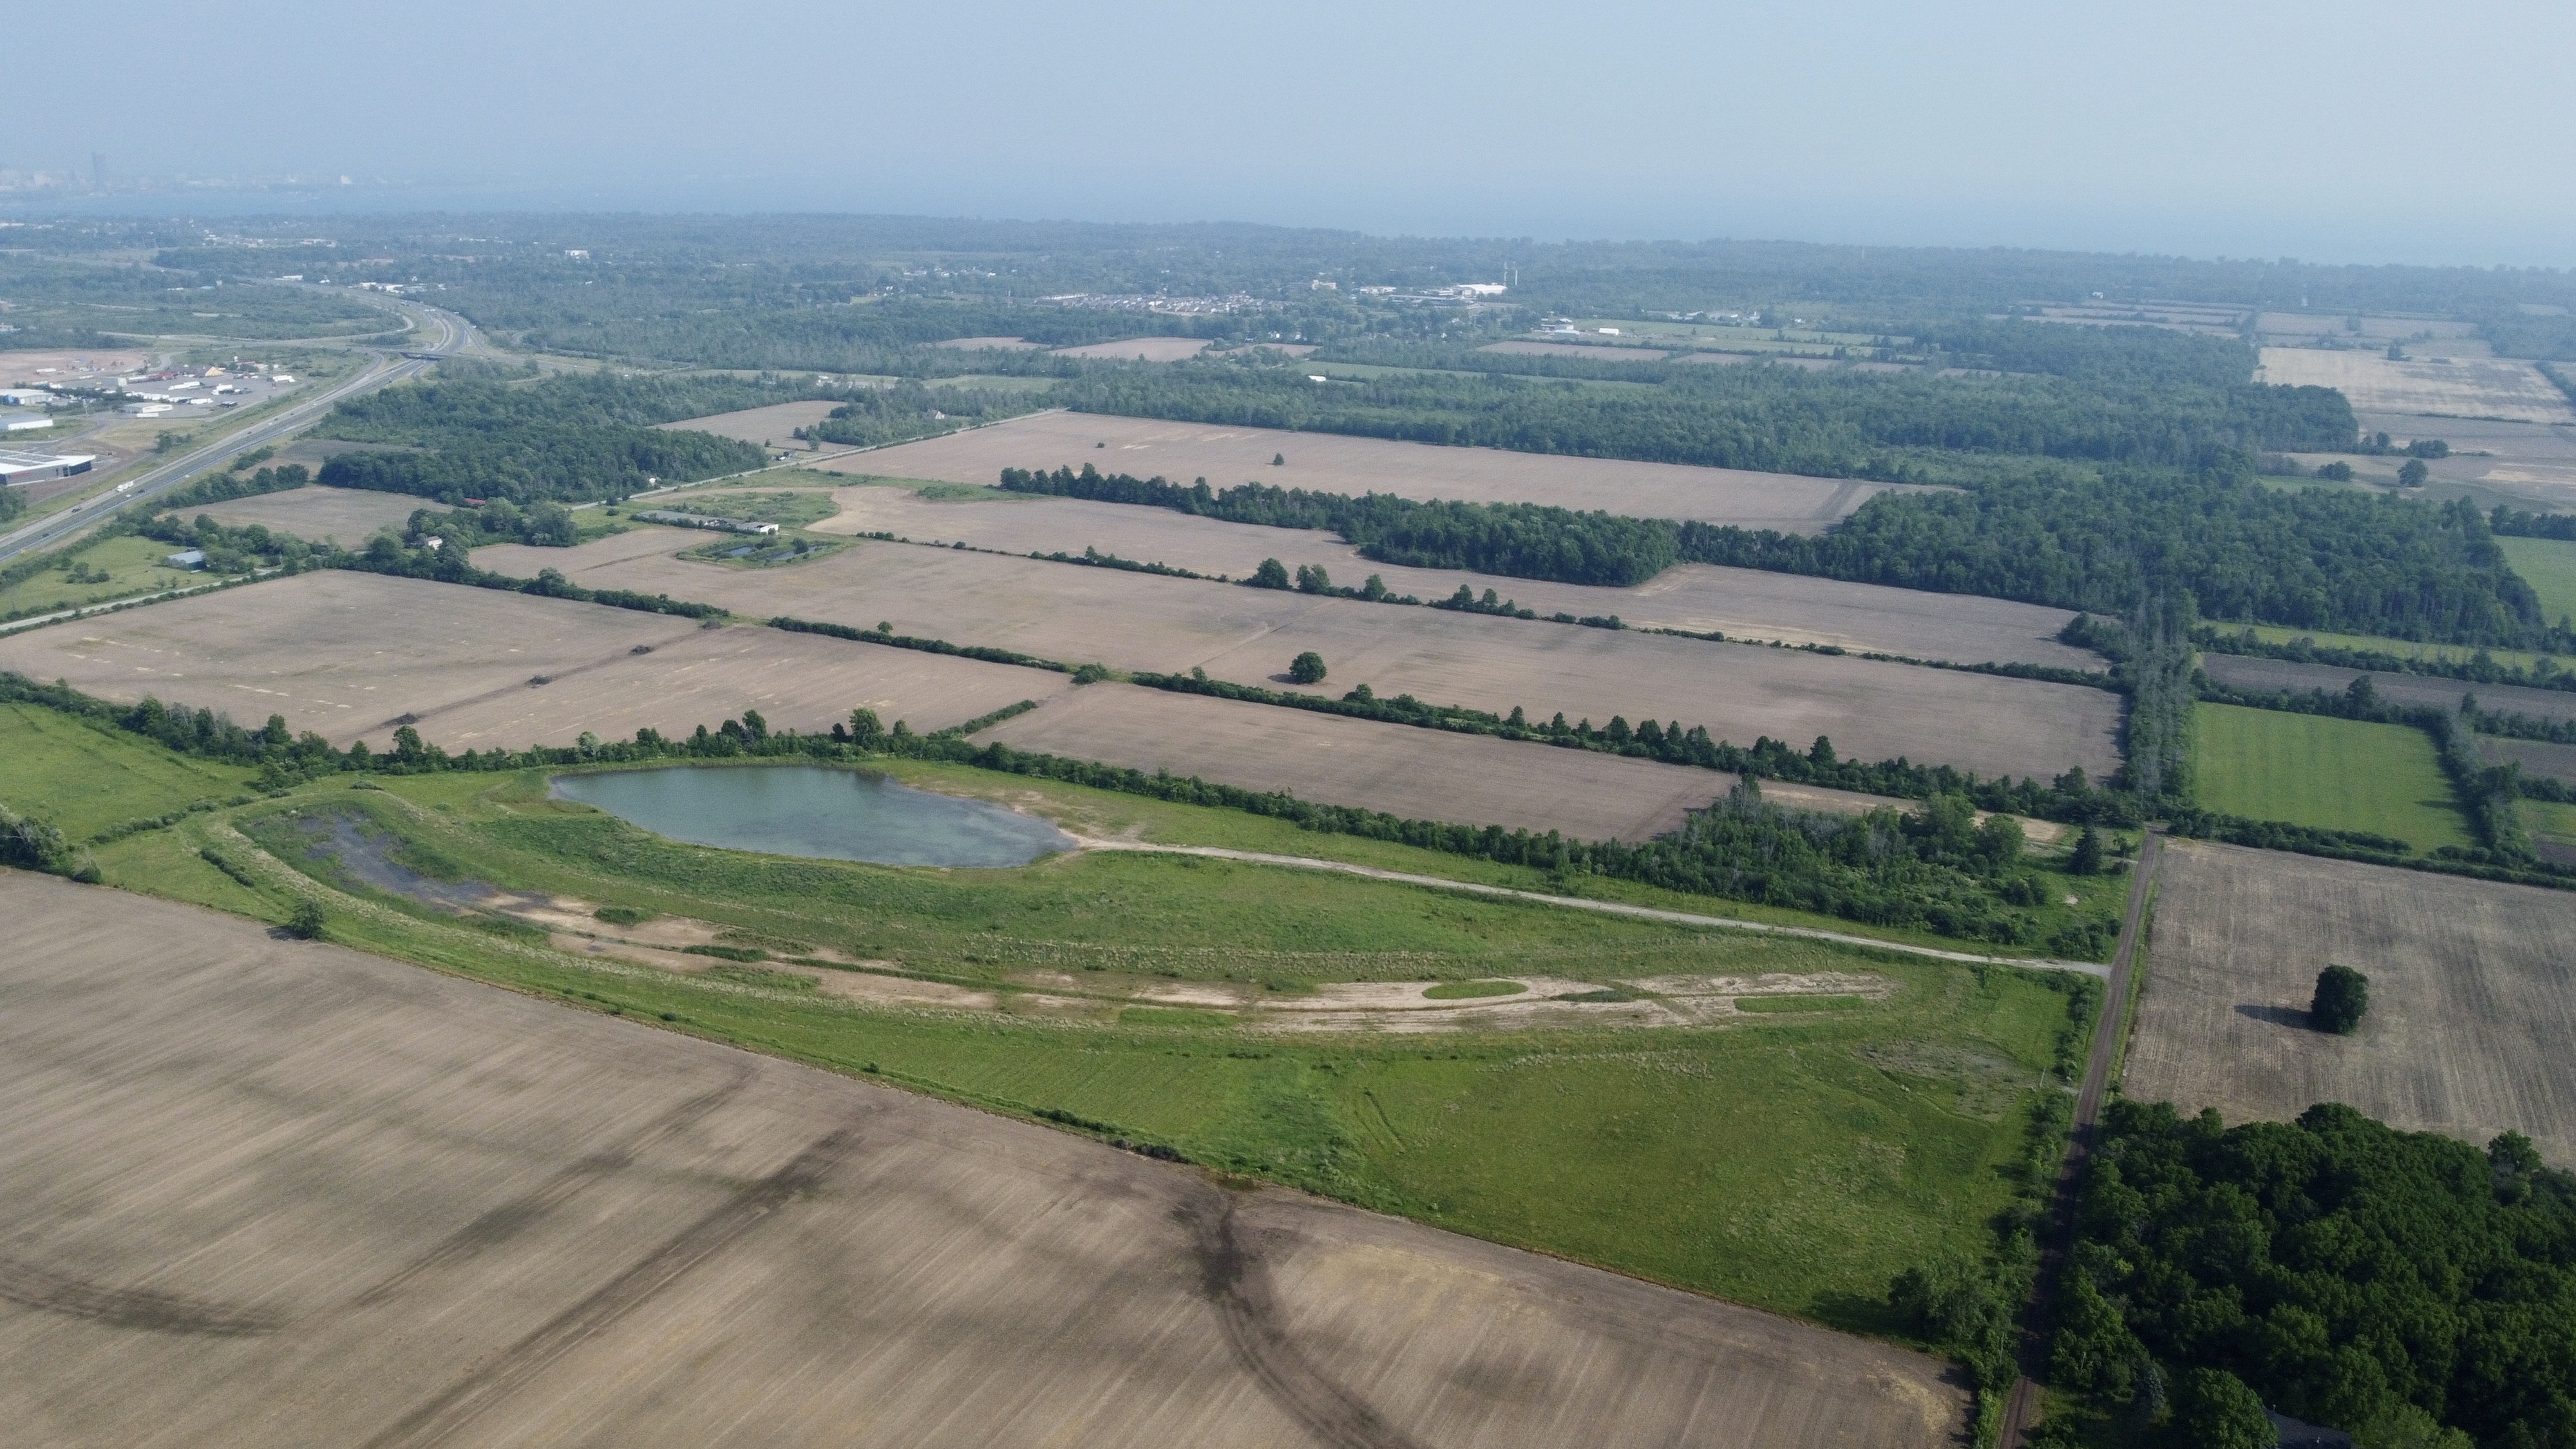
[90,152,105,190]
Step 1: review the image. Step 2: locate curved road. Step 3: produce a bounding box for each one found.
[0,294,482,569]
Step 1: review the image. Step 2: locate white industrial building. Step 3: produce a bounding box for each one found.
[0,449,98,484]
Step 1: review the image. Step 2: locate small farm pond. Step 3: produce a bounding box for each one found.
[551,766,1074,867]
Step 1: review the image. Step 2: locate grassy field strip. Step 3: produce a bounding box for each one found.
[0,566,285,637]
[2191,703,2472,851]
[2222,621,2569,673]
[1074,837,2110,978]
[2499,536,2576,627]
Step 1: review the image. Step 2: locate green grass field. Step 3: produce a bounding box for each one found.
[2192,703,2472,851]
[2523,798,2576,851]
[0,535,224,621]
[0,701,2093,1334]
[2500,536,2576,630]
[2221,621,2569,674]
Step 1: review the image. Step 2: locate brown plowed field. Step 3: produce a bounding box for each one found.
[191,486,430,544]
[2257,348,2575,426]
[656,399,844,446]
[802,483,2099,668]
[480,533,2123,781]
[0,870,1967,1448]
[1050,337,1211,361]
[2198,653,2576,724]
[0,571,1064,750]
[979,681,1901,839]
[2126,840,2576,1166]
[2479,735,2576,785]
[836,410,1929,535]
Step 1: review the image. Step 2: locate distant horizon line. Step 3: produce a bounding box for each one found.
[2,189,2570,275]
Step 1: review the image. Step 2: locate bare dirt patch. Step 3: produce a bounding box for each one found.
[1050,337,1211,362]
[2126,840,2576,1166]
[191,485,429,544]
[929,336,1044,351]
[655,400,845,448]
[805,481,2100,668]
[0,571,1066,750]
[979,681,1904,841]
[0,871,1965,1447]
[838,410,1931,535]
[2351,412,2576,513]
[2258,348,2575,425]
[500,535,2123,780]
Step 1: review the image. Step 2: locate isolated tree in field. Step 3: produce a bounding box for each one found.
[1250,557,1291,589]
[2399,458,2430,487]
[2069,826,2105,876]
[1272,452,1284,466]
[285,900,327,940]
[2311,963,2369,1033]
[1287,651,1328,685]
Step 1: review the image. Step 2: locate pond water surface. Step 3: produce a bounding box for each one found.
[551,766,1074,867]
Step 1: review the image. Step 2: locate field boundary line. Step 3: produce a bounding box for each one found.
[1074,837,2109,976]
[620,406,1073,502]
[1998,828,2162,1446]
[0,567,289,637]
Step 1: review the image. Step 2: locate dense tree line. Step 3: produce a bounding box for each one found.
[1000,465,1680,586]
[1062,356,2354,477]
[1689,477,2545,647]
[801,381,1044,448]
[1129,667,2135,833]
[309,371,788,504]
[2199,624,2576,696]
[1003,462,2548,647]
[152,461,310,513]
[2045,1101,2576,1448]
[2490,504,2576,544]
[399,498,578,548]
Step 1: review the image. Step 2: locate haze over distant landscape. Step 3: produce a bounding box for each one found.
[9,0,2575,265]
[7,6,2576,1449]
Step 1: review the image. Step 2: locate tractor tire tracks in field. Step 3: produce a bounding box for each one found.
[364,1122,862,1449]
[1182,1190,1431,1449]
[0,1257,287,1338]
[346,1063,759,1309]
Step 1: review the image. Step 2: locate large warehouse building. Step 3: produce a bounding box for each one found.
[0,449,97,484]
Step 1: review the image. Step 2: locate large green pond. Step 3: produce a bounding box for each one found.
[551,766,1074,867]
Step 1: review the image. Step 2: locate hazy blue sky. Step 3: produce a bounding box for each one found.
[16,1,2572,266]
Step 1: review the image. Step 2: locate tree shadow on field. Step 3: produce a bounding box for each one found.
[1811,1288,1908,1339]
[2235,1003,2316,1030]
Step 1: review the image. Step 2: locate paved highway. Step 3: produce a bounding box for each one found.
[0,294,483,569]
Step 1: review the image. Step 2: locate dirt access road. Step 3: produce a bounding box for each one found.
[0,869,1968,1448]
